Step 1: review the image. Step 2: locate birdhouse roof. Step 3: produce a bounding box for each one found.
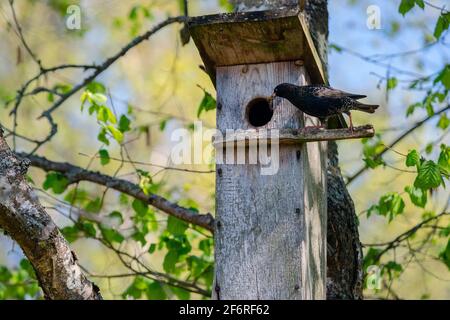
[188,6,326,85]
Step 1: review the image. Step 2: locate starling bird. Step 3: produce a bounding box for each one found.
[271,83,379,130]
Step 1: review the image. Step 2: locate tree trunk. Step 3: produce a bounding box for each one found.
[0,128,102,300]
[230,0,364,300]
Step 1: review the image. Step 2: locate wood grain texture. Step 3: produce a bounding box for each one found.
[213,125,375,147]
[188,7,325,85]
[214,62,326,299]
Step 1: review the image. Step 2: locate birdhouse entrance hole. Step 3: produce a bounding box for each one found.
[246,97,273,127]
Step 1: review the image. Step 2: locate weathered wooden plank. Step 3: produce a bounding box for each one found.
[188,8,325,85]
[213,125,375,147]
[214,61,326,300]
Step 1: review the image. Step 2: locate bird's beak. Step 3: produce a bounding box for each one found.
[268,92,276,102]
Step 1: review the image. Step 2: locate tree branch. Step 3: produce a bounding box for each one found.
[0,128,102,300]
[17,153,215,232]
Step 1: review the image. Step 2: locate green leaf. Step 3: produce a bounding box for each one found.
[61,226,80,243]
[363,247,382,270]
[405,149,420,167]
[218,0,233,12]
[329,43,342,52]
[129,6,138,21]
[90,93,107,105]
[405,185,427,208]
[197,89,216,118]
[159,118,168,131]
[439,239,450,270]
[438,145,450,175]
[406,102,422,117]
[96,106,116,124]
[99,225,124,244]
[387,77,398,90]
[109,211,124,225]
[43,172,69,194]
[107,125,124,143]
[199,238,213,256]
[438,113,450,130]
[163,250,179,273]
[80,221,97,238]
[86,82,106,94]
[398,0,415,16]
[371,192,405,222]
[414,160,443,190]
[99,149,110,165]
[148,243,156,254]
[146,281,167,300]
[171,286,190,300]
[132,231,146,246]
[132,199,148,216]
[167,216,188,236]
[118,115,131,132]
[434,65,450,89]
[434,13,450,39]
[415,0,425,9]
[85,197,102,213]
[98,128,110,145]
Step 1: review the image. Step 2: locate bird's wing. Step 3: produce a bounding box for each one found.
[313,86,366,100]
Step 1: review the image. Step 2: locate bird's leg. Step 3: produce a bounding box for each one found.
[345,112,354,132]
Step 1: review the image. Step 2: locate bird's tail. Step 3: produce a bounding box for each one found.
[353,102,379,114]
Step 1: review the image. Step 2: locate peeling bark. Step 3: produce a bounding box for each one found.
[0,128,102,300]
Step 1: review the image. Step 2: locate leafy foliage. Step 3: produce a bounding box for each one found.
[197,88,216,118]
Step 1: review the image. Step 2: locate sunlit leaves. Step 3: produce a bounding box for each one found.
[382,261,403,280]
[368,192,405,222]
[406,149,420,167]
[98,128,109,145]
[118,115,131,133]
[362,135,385,169]
[387,77,398,90]
[363,247,382,270]
[0,259,40,300]
[80,83,130,145]
[434,13,450,39]
[99,224,124,244]
[43,172,69,194]
[197,88,216,118]
[122,277,167,300]
[405,185,427,208]
[438,113,450,130]
[434,65,450,89]
[167,216,188,236]
[99,149,110,165]
[127,5,154,36]
[398,0,423,16]
[414,160,444,190]
[438,144,450,176]
[106,125,124,143]
[439,239,450,270]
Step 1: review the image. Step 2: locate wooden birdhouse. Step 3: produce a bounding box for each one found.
[189,5,373,300]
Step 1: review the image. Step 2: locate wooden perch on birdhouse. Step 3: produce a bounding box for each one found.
[213,125,374,148]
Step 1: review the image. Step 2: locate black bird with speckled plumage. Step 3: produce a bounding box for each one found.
[272,83,379,130]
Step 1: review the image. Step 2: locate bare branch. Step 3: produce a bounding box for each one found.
[18,153,215,232]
